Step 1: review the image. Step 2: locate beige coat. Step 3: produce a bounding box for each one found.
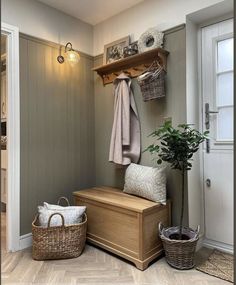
[109,73,141,165]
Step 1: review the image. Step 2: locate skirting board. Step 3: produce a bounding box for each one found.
[203,238,233,254]
[19,233,32,250]
[18,233,234,255]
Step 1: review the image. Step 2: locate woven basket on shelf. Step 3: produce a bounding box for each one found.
[159,223,200,270]
[32,197,87,261]
[137,61,166,102]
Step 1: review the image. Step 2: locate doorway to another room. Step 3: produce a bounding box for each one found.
[1,23,20,252]
[1,34,8,253]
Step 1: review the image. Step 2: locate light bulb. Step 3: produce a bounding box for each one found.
[67,50,80,66]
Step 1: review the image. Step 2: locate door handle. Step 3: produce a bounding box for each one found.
[205,103,219,130]
[205,103,218,153]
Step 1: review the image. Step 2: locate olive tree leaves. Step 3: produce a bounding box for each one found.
[145,121,209,172]
[145,121,208,238]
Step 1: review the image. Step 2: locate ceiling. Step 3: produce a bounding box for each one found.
[37,0,145,25]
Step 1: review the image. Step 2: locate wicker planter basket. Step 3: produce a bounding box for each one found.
[159,223,200,270]
[32,202,87,260]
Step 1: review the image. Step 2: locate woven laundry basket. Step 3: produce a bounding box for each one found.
[159,223,200,270]
[32,198,87,261]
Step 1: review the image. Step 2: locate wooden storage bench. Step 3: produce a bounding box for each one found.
[73,186,170,270]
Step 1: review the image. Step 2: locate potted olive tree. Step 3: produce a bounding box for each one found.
[145,121,208,270]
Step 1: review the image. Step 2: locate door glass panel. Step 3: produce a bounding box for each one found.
[217,107,233,140]
[217,38,233,72]
[217,72,233,106]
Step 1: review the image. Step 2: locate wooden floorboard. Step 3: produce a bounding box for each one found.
[1,213,229,285]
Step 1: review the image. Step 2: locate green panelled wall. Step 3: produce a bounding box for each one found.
[20,35,95,235]
[94,25,188,226]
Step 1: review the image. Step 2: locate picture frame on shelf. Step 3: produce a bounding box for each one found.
[123,41,139,58]
[103,36,130,64]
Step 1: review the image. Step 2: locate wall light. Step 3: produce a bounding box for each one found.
[57,42,80,66]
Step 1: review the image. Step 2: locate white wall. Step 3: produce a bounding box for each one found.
[2,0,229,56]
[1,0,93,55]
[93,0,225,55]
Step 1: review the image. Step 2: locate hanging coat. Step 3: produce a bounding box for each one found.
[109,73,141,165]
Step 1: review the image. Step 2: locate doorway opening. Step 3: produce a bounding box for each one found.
[1,23,20,252]
[1,34,8,253]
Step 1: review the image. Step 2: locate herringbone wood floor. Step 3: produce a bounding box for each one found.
[1,213,229,285]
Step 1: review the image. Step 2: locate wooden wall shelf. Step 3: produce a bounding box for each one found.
[93,47,169,85]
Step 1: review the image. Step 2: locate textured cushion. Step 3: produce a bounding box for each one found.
[44,202,81,211]
[123,163,166,204]
[38,204,86,228]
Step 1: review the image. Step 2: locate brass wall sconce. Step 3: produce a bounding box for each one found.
[57,42,80,66]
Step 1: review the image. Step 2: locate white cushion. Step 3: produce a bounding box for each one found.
[44,202,81,211]
[123,163,166,204]
[38,204,86,228]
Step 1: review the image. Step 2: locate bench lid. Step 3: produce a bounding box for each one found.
[73,186,162,213]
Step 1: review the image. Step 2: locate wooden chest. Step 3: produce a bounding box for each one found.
[73,186,170,270]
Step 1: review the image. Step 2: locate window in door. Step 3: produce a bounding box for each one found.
[215,36,233,142]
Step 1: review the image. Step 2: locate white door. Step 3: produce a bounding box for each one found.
[201,19,233,251]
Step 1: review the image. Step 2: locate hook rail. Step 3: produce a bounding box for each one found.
[92,47,169,85]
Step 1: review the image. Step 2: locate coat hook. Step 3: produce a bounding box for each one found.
[133,67,142,71]
[123,70,131,76]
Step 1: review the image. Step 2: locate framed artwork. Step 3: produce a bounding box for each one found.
[123,41,139,58]
[103,36,130,64]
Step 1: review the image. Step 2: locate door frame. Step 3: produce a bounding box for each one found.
[1,22,20,252]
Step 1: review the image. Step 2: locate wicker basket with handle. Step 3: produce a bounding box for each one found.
[57,196,70,206]
[32,197,87,260]
[137,60,166,102]
[158,222,200,270]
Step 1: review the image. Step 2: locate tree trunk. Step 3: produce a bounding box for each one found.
[179,169,185,239]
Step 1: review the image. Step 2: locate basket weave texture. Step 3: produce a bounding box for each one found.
[159,223,199,270]
[137,62,166,102]
[32,198,87,261]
